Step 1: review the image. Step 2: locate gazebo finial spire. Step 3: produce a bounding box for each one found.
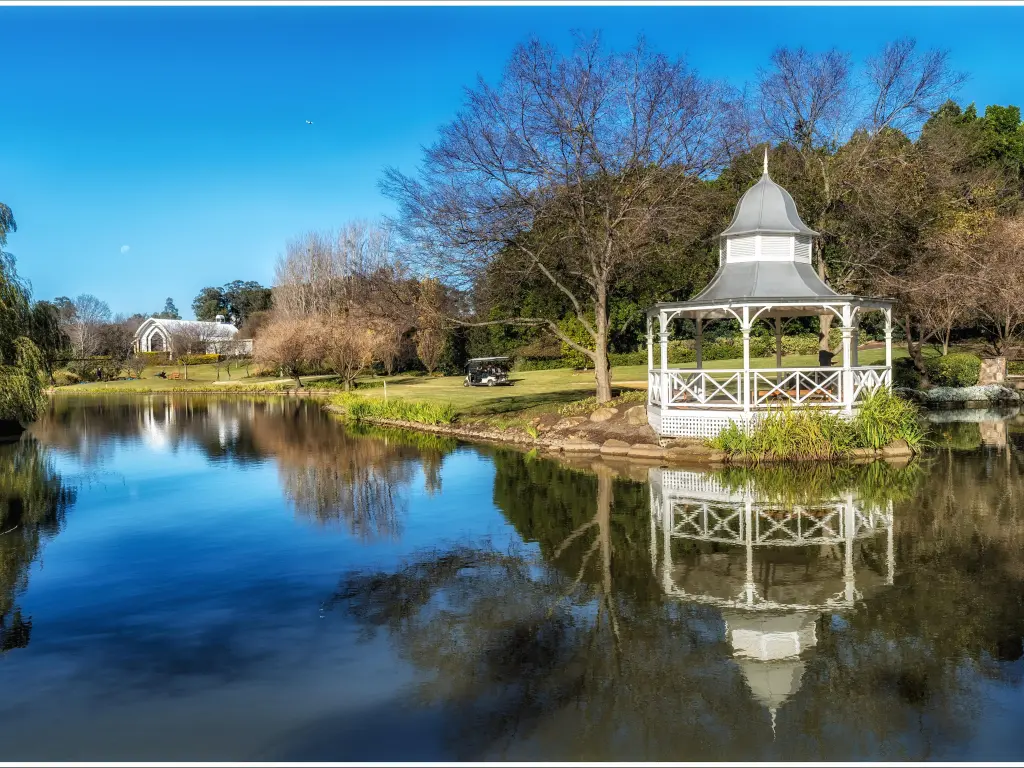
[763,147,769,175]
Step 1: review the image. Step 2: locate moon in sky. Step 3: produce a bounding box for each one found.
[120,245,130,254]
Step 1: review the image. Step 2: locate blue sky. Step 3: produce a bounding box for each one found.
[2,4,1023,318]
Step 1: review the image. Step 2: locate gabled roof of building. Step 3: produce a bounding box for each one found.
[134,317,239,340]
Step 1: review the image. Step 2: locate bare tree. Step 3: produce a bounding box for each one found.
[972,215,1024,355]
[166,323,215,380]
[320,314,378,391]
[253,317,324,387]
[62,294,111,358]
[756,39,965,351]
[382,35,737,403]
[415,278,448,374]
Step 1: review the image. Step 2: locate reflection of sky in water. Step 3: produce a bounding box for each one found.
[1,397,1023,760]
[2,402,524,760]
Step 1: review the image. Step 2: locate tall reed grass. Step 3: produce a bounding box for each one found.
[709,390,925,462]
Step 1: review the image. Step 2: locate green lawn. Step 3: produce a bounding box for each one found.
[347,346,904,417]
[55,345,906,417]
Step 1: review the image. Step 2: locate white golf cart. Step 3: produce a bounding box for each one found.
[463,357,512,387]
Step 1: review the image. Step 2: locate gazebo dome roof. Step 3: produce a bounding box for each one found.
[721,155,818,238]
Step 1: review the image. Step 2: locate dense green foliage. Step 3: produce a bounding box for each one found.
[924,353,982,387]
[192,280,273,325]
[710,390,925,461]
[0,246,48,427]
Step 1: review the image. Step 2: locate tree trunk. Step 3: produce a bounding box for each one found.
[593,289,613,404]
[942,327,951,356]
[182,362,188,380]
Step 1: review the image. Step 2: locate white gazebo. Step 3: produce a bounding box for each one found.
[645,152,895,439]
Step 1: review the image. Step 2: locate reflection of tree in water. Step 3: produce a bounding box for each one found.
[254,419,454,541]
[0,438,76,653]
[34,397,455,542]
[328,450,1024,760]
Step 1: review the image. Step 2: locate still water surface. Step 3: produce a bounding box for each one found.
[1,395,1024,760]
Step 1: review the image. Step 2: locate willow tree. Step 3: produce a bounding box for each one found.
[382,36,737,402]
[0,206,46,435]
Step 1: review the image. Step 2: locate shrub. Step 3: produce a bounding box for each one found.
[924,353,981,387]
[138,351,171,365]
[333,395,457,426]
[51,369,81,387]
[1009,361,1024,376]
[850,389,925,450]
[177,353,220,365]
[514,357,570,371]
[892,358,922,389]
[780,334,822,356]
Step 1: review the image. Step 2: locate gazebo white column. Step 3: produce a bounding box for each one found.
[659,314,669,410]
[884,308,893,377]
[841,304,854,414]
[646,316,654,371]
[742,306,752,416]
[695,318,703,370]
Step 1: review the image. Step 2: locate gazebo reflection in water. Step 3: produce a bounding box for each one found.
[648,466,895,733]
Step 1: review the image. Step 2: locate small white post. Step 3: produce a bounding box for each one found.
[659,312,670,411]
[742,306,751,417]
[383,380,387,401]
[841,304,854,413]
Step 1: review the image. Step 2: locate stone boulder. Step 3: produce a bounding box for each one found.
[624,405,649,426]
[590,407,619,423]
[561,439,602,453]
[600,439,631,456]
[880,439,914,458]
[552,416,587,431]
[627,444,666,460]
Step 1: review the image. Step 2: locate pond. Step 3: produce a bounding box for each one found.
[1,394,1023,760]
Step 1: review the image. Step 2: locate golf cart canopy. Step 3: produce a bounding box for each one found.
[465,357,511,369]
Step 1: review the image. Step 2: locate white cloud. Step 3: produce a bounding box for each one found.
[120,245,130,254]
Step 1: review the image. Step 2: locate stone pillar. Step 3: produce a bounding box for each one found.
[978,357,1007,385]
